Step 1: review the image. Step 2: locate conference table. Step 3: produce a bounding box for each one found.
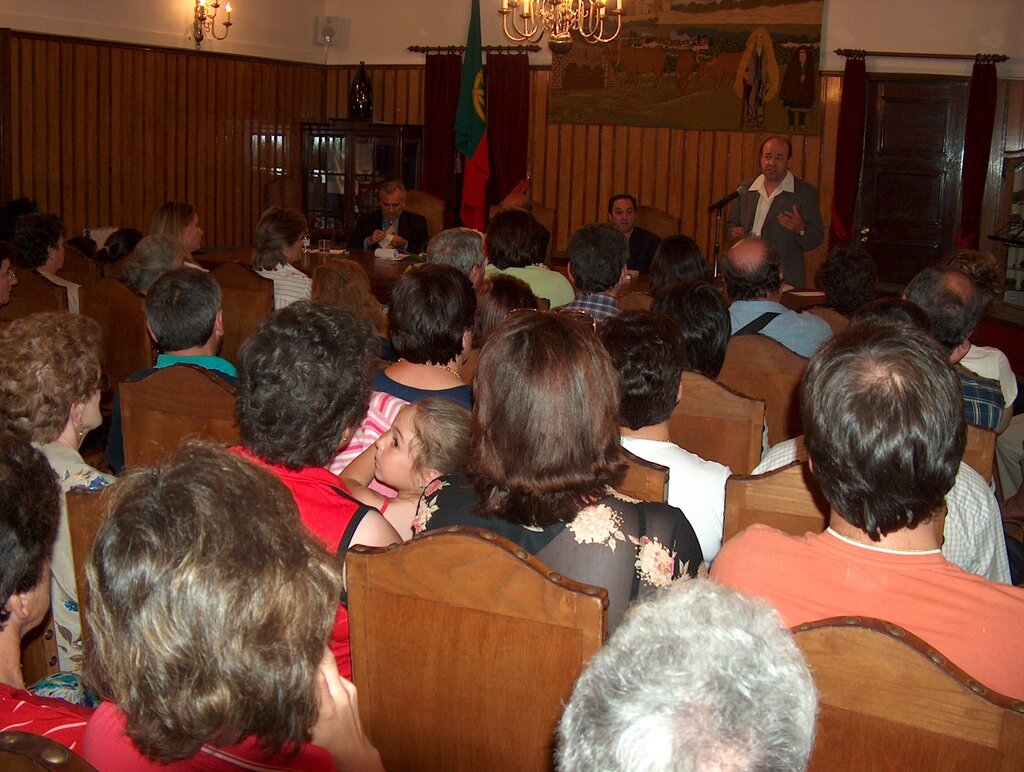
[196,246,419,305]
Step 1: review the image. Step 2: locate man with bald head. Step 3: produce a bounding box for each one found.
[904,266,1008,432]
[727,135,823,287]
[724,236,830,357]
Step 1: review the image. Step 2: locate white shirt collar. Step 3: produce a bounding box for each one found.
[748,170,796,194]
[826,527,942,556]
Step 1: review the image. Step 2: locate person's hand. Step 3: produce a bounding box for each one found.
[777,205,805,234]
[311,650,384,772]
[370,229,387,245]
[727,225,747,240]
[390,234,408,250]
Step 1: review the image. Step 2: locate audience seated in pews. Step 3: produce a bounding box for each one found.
[80,441,383,771]
[725,236,831,357]
[231,301,400,679]
[0,241,18,307]
[0,312,113,681]
[14,212,81,313]
[817,243,878,319]
[904,265,1009,433]
[417,311,703,631]
[311,259,386,335]
[252,206,312,309]
[107,268,235,472]
[485,209,574,308]
[94,227,143,273]
[426,226,486,287]
[600,311,731,562]
[343,398,472,540]
[0,437,92,749]
[121,234,183,294]
[562,224,630,322]
[712,322,1024,699]
[150,200,205,269]
[557,580,817,771]
[648,234,708,295]
[653,280,731,378]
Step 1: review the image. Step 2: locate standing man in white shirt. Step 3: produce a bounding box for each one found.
[727,135,823,287]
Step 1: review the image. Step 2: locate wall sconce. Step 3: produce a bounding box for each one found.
[193,0,233,49]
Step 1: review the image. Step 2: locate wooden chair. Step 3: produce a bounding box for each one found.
[964,424,997,485]
[793,617,1024,771]
[0,731,97,771]
[211,262,274,364]
[19,610,59,687]
[618,291,653,311]
[119,364,239,468]
[406,189,445,241]
[718,334,808,446]
[807,305,849,333]
[670,372,765,475]
[347,527,607,772]
[723,461,828,543]
[79,278,153,391]
[60,245,99,288]
[619,449,669,502]
[635,206,680,240]
[66,488,110,635]
[0,268,67,322]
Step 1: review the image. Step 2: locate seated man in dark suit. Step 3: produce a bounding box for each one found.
[106,268,236,472]
[348,180,429,254]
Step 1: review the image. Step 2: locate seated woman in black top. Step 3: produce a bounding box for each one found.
[416,311,702,631]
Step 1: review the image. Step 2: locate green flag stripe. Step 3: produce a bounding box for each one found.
[455,0,485,156]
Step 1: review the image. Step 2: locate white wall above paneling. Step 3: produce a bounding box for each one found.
[1,1,1021,78]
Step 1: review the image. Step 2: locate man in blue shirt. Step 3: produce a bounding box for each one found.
[725,236,831,358]
[563,224,628,322]
[106,268,236,471]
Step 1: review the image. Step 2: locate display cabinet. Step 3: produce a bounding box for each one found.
[991,150,1024,305]
[301,119,423,243]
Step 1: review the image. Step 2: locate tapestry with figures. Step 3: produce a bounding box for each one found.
[548,0,824,133]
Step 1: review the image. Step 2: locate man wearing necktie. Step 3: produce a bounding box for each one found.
[349,180,430,254]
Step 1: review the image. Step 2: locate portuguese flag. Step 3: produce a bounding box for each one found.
[455,0,489,230]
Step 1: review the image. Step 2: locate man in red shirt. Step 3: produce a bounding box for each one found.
[713,322,1024,699]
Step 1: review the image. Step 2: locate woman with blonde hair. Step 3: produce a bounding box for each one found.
[151,200,205,268]
[253,206,311,309]
[734,28,779,130]
[0,312,113,684]
[312,258,385,333]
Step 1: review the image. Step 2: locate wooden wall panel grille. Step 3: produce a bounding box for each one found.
[8,33,325,248]
[4,32,1022,273]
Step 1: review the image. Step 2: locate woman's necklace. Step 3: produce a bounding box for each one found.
[398,359,463,383]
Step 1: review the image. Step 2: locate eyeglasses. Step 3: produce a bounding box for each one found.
[505,306,599,333]
[3,268,13,279]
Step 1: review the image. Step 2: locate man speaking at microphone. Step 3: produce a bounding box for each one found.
[726,136,823,288]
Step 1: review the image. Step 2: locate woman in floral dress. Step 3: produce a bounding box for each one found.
[416,312,702,631]
[0,312,113,699]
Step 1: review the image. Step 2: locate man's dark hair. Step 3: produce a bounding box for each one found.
[723,238,782,301]
[650,235,707,295]
[0,436,60,630]
[653,280,730,378]
[236,302,377,470]
[607,194,637,213]
[599,311,685,430]
[852,297,931,333]
[568,224,627,293]
[486,209,542,269]
[818,245,877,317]
[14,212,64,270]
[802,322,964,540]
[389,263,476,364]
[904,266,983,353]
[145,268,221,353]
[760,134,793,159]
[0,198,41,244]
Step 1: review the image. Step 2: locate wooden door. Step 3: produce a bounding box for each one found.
[855,77,969,287]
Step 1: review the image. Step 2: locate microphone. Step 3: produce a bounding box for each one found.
[708,187,742,213]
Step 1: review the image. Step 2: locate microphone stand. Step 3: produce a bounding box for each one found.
[707,189,740,280]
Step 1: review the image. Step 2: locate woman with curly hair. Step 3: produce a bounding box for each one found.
[312,258,386,334]
[82,441,383,770]
[14,212,82,313]
[417,311,703,631]
[0,312,113,681]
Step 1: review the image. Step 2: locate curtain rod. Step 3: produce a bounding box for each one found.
[835,49,1007,63]
[408,44,540,53]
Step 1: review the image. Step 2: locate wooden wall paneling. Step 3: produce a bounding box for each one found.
[527,69,549,192]
[0,29,12,204]
[8,35,22,200]
[582,124,600,225]
[1003,80,1024,152]
[42,40,59,212]
[408,68,423,124]
[543,122,559,219]
[94,45,111,227]
[680,131,699,239]
[395,69,409,124]
[666,129,685,230]
[596,125,615,225]
[651,128,669,213]
[638,126,656,210]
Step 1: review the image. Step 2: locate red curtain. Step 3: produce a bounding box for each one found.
[828,55,867,249]
[422,53,462,199]
[955,60,998,249]
[486,51,530,203]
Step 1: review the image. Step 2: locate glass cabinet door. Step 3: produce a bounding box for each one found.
[304,134,347,231]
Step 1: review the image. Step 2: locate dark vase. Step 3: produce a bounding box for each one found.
[349,62,373,120]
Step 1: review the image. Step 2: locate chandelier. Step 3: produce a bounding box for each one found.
[193,0,233,49]
[499,0,622,54]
